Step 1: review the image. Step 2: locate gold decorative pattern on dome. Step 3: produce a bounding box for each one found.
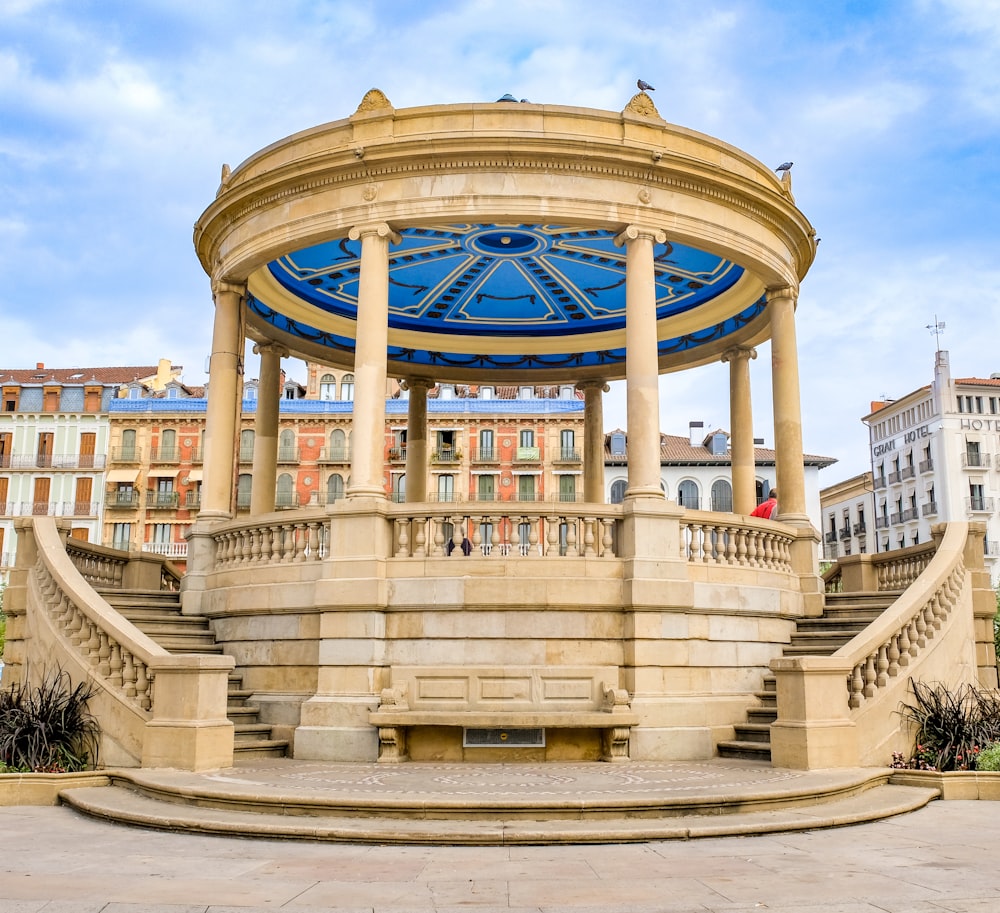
[624,92,660,119]
[355,88,393,113]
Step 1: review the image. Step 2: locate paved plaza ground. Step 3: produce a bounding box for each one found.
[1,799,998,912]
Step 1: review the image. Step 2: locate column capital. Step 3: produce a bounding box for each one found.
[252,342,290,359]
[576,379,610,394]
[766,284,798,303]
[211,278,246,300]
[348,222,402,245]
[721,345,757,365]
[613,224,667,248]
[400,376,435,393]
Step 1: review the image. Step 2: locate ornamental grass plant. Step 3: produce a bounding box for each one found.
[897,680,1000,771]
[0,669,100,773]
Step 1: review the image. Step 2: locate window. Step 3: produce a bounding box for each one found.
[36,432,54,468]
[276,473,295,508]
[0,432,9,467]
[560,429,575,460]
[391,473,406,503]
[320,374,336,400]
[479,386,493,400]
[159,429,176,461]
[152,524,171,545]
[517,474,535,501]
[559,385,574,400]
[279,429,296,461]
[710,479,733,512]
[240,429,255,462]
[329,429,347,460]
[340,374,354,401]
[437,474,454,502]
[478,429,494,460]
[166,386,179,399]
[243,384,257,401]
[439,384,454,400]
[609,433,626,458]
[970,483,987,511]
[237,473,252,509]
[610,479,627,504]
[477,474,495,501]
[558,475,576,502]
[128,385,142,400]
[520,429,534,448]
[519,386,533,400]
[327,473,344,503]
[112,522,132,550]
[120,428,137,461]
[676,480,699,510]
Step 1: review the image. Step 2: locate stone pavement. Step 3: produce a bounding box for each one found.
[2,799,999,912]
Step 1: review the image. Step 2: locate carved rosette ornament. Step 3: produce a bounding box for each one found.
[355,88,393,114]
[623,92,661,119]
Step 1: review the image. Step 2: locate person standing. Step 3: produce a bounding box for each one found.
[750,489,778,519]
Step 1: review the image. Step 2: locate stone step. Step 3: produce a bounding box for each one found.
[58,769,939,844]
[715,740,772,761]
[747,707,777,724]
[231,740,291,758]
[732,723,771,744]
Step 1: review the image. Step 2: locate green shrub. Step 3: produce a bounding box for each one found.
[976,742,1000,772]
[897,680,1000,771]
[0,669,100,772]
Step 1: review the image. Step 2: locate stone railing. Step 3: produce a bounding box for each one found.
[771,522,992,769]
[211,514,329,569]
[386,503,622,559]
[64,536,183,592]
[679,511,795,572]
[5,518,234,770]
[824,540,935,594]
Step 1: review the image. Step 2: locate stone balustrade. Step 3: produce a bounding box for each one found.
[680,510,794,572]
[212,515,329,568]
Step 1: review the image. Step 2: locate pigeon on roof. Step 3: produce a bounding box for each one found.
[637,78,655,91]
[775,161,793,172]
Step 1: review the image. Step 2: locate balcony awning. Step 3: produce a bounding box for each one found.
[185,469,203,481]
[148,468,180,478]
[106,469,139,483]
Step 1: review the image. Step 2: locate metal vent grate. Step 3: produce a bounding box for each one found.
[463,728,545,747]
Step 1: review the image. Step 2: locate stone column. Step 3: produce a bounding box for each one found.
[200,280,244,518]
[403,377,432,502]
[615,225,666,500]
[722,345,757,515]
[578,380,610,503]
[768,286,808,524]
[250,342,287,515]
[346,223,400,499]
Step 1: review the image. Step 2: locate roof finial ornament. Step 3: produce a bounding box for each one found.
[624,91,661,119]
[355,88,393,114]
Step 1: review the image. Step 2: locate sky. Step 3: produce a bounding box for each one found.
[1,0,998,481]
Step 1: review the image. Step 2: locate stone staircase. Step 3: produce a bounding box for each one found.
[98,588,289,759]
[717,591,901,761]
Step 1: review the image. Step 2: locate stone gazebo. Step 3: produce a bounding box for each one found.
[184,88,822,764]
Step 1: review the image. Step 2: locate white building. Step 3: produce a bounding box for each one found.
[604,421,835,529]
[818,471,873,561]
[861,350,1000,583]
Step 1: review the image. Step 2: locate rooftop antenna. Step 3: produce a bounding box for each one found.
[926,315,945,354]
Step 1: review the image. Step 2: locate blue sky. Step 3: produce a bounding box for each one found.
[1,0,998,480]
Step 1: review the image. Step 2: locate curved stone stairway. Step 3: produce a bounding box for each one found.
[717,591,900,761]
[97,588,289,759]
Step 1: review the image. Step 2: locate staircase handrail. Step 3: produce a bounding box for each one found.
[64,536,183,592]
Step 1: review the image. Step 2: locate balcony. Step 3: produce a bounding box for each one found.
[901,465,916,480]
[149,446,179,463]
[9,453,108,470]
[431,447,461,464]
[146,491,180,509]
[106,490,140,509]
[319,447,351,463]
[388,446,406,462]
[238,448,254,464]
[824,531,837,544]
[900,507,919,522]
[838,527,852,540]
[552,448,581,464]
[275,493,301,510]
[853,521,867,535]
[889,512,902,524]
[64,501,99,517]
[967,496,995,513]
[873,475,887,489]
[20,501,57,516]
[428,491,462,503]
[919,458,934,473]
[921,501,938,517]
[986,541,1000,557]
[962,452,991,469]
[142,542,188,559]
[277,447,301,463]
[513,446,540,463]
[189,448,204,464]
[184,492,201,509]
[887,471,902,485]
[470,447,500,464]
[110,446,142,463]
[875,516,889,530]
[236,494,252,511]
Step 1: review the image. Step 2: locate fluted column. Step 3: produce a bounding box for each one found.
[615,225,666,499]
[250,342,287,515]
[346,223,400,499]
[403,377,432,502]
[578,380,609,503]
[722,345,757,515]
[200,280,244,517]
[769,286,808,524]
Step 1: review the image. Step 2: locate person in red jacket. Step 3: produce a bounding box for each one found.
[750,489,778,519]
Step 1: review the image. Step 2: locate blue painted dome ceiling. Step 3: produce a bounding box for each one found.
[246,222,767,377]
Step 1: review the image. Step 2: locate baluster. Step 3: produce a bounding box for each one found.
[849,664,865,708]
[914,606,927,648]
[432,517,446,556]
[528,517,540,557]
[907,619,920,658]
[545,515,559,556]
[763,533,775,569]
[307,521,321,560]
[510,517,521,557]
[471,518,483,556]
[565,517,578,557]
[723,527,737,565]
[97,631,111,677]
[490,516,501,558]
[260,526,273,563]
[582,518,596,557]
[109,641,124,687]
[887,635,901,677]
[395,518,409,558]
[136,662,151,711]
[876,643,889,688]
[250,527,262,563]
[122,651,137,700]
[602,518,615,558]
[897,625,911,666]
[294,523,308,561]
[863,654,877,699]
[922,601,937,639]
[449,515,462,558]
[735,527,748,566]
[413,517,427,557]
[86,622,101,664]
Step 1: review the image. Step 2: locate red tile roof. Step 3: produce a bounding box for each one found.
[604,431,835,467]
[0,366,171,385]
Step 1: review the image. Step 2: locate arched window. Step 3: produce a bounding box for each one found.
[340,374,354,401]
[276,473,295,508]
[240,429,255,462]
[120,428,137,461]
[676,479,700,510]
[711,479,733,512]
[392,473,406,503]
[236,473,252,509]
[320,373,336,400]
[279,429,296,461]
[329,428,346,461]
[327,473,344,503]
[159,429,176,461]
[610,479,627,504]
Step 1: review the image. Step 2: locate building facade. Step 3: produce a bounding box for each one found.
[860,350,1000,582]
[818,471,873,562]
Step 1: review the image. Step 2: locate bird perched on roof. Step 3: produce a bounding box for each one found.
[775,161,793,173]
[637,78,655,91]
[496,93,518,103]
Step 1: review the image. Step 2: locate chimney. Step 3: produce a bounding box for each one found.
[36,362,44,370]
[688,421,704,448]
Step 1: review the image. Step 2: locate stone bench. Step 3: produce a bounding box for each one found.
[369,666,637,763]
